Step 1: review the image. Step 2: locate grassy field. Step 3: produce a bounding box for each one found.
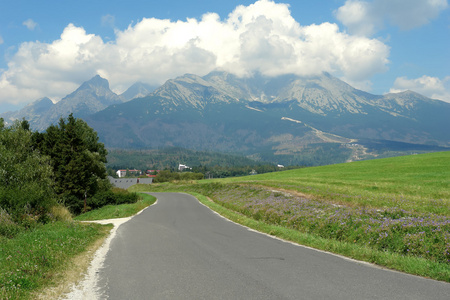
[218,151,450,215]
[130,152,450,281]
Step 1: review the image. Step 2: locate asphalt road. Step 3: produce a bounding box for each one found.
[97,192,450,299]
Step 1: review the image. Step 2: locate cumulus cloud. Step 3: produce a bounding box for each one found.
[0,0,390,107]
[336,0,448,36]
[390,75,450,103]
[23,19,38,31]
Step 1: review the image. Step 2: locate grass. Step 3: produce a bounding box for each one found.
[0,221,112,300]
[215,151,450,215]
[129,152,450,282]
[75,193,156,221]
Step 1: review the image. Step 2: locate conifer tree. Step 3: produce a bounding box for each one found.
[34,114,108,211]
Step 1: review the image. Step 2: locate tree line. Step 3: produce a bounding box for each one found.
[0,114,137,237]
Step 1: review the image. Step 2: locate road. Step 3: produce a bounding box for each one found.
[97,192,450,299]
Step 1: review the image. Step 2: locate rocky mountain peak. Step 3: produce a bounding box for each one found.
[121,82,156,100]
[78,75,110,91]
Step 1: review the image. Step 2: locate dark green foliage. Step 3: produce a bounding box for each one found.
[87,189,139,211]
[65,187,138,214]
[0,209,24,238]
[106,147,270,171]
[0,120,57,226]
[33,114,108,211]
[153,170,204,183]
[106,147,302,179]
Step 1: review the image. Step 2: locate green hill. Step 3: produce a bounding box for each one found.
[220,151,450,215]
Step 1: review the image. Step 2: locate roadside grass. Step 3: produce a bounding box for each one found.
[74,193,156,221]
[1,193,155,299]
[0,221,112,300]
[129,152,450,282]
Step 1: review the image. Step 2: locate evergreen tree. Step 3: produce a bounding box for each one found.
[33,114,108,211]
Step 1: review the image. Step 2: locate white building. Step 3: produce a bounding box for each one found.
[116,170,127,178]
[178,164,191,171]
[116,169,141,178]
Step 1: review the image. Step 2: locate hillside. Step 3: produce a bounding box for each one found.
[221,151,450,215]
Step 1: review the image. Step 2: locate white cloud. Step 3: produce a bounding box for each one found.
[0,0,390,107]
[0,35,3,45]
[390,75,450,103]
[336,0,448,36]
[23,19,38,31]
[101,14,115,28]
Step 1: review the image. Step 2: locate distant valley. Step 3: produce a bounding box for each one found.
[2,71,449,166]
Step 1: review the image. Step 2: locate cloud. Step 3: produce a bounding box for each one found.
[336,0,448,36]
[0,0,390,107]
[23,19,38,31]
[390,75,450,103]
[0,35,3,45]
[101,14,115,28]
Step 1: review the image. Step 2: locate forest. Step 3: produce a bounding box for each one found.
[106,147,303,179]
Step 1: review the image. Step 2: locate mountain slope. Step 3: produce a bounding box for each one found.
[1,75,128,131]
[2,70,448,165]
[0,97,54,127]
[120,82,156,100]
[83,71,450,165]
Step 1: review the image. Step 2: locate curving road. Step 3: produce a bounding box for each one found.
[97,192,450,299]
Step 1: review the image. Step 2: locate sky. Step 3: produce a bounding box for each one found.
[0,0,449,113]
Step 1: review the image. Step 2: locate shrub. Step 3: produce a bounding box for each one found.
[50,205,73,222]
[87,189,138,210]
[0,209,24,238]
[0,121,57,225]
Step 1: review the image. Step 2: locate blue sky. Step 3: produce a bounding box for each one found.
[0,0,449,113]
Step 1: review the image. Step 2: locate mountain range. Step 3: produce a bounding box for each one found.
[0,76,155,131]
[1,71,449,165]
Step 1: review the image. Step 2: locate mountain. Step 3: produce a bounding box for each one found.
[0,97,54,127]
[2,71,448,165]
[1,75,128,131]
[120,82,157,100]
[84,71,450,164]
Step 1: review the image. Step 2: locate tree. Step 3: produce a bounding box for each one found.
[33,114,108,212]
[0,120,57,222]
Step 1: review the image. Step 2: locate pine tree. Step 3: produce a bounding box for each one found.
[34,114,108,211]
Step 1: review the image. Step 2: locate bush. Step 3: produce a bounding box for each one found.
[153,170,204,183]
[0,209,24,238]
[86,189,139,211]
[62,195,85,215]
[50,205,73,222]
[0,120,57,225]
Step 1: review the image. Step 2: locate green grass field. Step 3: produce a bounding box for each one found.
[217,151,450,215]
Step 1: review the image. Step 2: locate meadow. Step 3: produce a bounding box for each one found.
[130,151,450,281]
